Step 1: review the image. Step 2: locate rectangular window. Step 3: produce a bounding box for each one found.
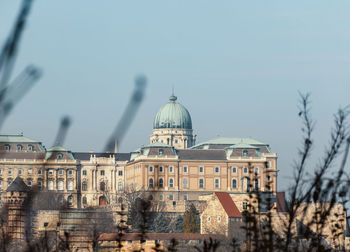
[169,166,174,173]
[8,169,12,175]
[38,169,42,175]
[267,175,271,181]
[37,180,42,189]
[183,178,188,188]
[169,194,174,201]
[267,161,272,168]
[215,167,220,173]
[159,166,163,172]
[242,150,248,157]
[215,178,220,189]
[68,170,73,175]
[243,167,248,174]
[232,167,237,173]
[158,149,164,155]
[18,169,22,175]
[199,166,204,173]
[183,194,188,201]
[243,202,247,210]
[59,169,64,175]
[199,178,204,189]
[118,170,123,176]
[149,166,153,173]
[255,167,259,174]
[28,168,32,175]
[183,166,188,173]
[100,170,104,176]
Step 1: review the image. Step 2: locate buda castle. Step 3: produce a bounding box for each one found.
[0,93,278,209]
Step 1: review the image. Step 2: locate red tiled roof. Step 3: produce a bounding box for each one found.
[215,192,242,218]
[98,233,226,241]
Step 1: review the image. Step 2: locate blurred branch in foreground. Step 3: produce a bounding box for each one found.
[53,116,72,147]
[0,0,34,90]
[104,75,147,152]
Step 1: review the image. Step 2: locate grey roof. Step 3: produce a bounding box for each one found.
[177,149,226,160]
[0,135,40,143]
[47,146,69,152]
[73,152,130,161]
[7,177,30,192]
[143,142,172,148]
[228,143,260,149]
[191,137,267,149]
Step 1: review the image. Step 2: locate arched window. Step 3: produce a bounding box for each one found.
[82,196,87,205]
[4,144,10,151]
[57,153,63,160]
[148,178,154,188]
[242,150,248,157]
[28,145,34,151]
[169,178,174,188]
[118,181,123,191]
[100,181,105,191]
[232,167,237,173]
[57,180,64,191]
[82,181,87,191]
[67,195,73,207]
[68,180,74,191]
[48,180,54,190]
[158,178,164,188]
[243,167,248,174]
[17,145,23,151]
[232,179,237,188]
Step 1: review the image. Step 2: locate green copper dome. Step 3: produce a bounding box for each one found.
[153,94,192,129]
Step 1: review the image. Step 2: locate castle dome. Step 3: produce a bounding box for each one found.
[153,94,192,130]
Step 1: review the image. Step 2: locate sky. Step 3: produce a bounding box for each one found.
[0,0,349,191]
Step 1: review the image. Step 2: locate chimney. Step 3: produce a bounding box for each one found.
[114,138,118,153]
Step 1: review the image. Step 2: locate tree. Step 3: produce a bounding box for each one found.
[183,204,200,233]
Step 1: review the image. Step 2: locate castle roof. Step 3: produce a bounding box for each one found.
[6,177,30,192]
[153,94,192,130]
[215,192,242,218]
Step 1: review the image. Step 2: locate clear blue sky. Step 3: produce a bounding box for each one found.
[1,0,349,191]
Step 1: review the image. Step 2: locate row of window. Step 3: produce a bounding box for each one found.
[148,177,272,190]
[148,165,272,174]
[86,170,123,176]
[81,181,123,191]
[148,177,221,189]
[0,168,124,177]
[0,178,42,189]
[0,168,74,176]
[47,180,74,191]
[3,144,35,151]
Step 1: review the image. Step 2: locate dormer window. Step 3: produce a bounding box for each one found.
[4,145,10,151]
[57,153,63,160]
[242,150,248,157]
[158,149,164,155]
[28,145,34,151]
[17,145,23,151]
